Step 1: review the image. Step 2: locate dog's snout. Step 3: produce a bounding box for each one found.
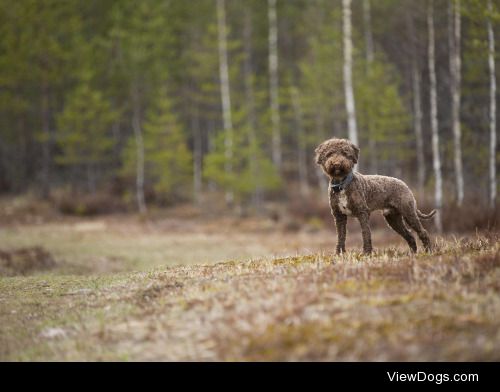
[329,161,342,171]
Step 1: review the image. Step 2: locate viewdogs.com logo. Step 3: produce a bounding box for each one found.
[387,372,478,384]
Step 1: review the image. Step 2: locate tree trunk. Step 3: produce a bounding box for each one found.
[363,0,374,65]
[428,0,443,233]
[0,133,7,192]
[111,98,122,174]
[216,0,234,205]
[131,83,147,214]
[342,0,358,147]
[291,86,309,197]
[487,0,497,208]
[268,0,281,172]
[449,0,464,206]
[315,113,328,192]
[192,105,202,205]
[363,0,377,173]
[40,79,51,199]
[407,8,426,193]
[243,9,263,210]
[207,119,216,192]
[87,163,96,194]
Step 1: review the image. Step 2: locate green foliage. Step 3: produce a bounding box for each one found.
[122,88,192,202]
[298,7,344,141]
[144,89,192,201]
[0,0,498,204]
[355,55,411,162]
[297,5,410,170]
[56,83,117,167]
[203,128,281,202]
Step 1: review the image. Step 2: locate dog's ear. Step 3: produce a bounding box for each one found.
[314,143,324,165]
[351,143,360,164]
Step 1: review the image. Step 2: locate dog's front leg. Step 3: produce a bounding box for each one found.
[334,212,347,254]
[357,212,372,254]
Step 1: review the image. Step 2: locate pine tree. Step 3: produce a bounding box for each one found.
[355,56,411,174]
[143,88,192,203]
[298,4,344,190]
[56,82,117,192]
[109,0,174,212]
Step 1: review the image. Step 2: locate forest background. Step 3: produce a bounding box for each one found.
[0,0,498,232]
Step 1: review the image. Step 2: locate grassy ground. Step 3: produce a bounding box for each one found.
[1,215,499,361]
[0,215,402,274]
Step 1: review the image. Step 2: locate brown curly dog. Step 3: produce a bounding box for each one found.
[315,137,435,254]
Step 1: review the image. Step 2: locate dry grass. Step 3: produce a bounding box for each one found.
[0,215,409,274]
[1,229,499,361]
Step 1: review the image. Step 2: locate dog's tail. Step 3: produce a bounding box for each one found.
[417,209,437,220]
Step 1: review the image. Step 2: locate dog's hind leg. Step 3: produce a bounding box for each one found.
[403,210,432,252]
[383,210,417,253]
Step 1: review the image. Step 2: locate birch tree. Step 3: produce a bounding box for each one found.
[407,8,426,192]
[363,0,374,65]
[363,0,377,173]
[343,0,358,146]
[191,105,202,205]
[216,0,234,205]
[268,0,281,171]
[428,0,443,233]
[40,79,52,198]
[131,83,147,214]
[110,0,170,214]
[449,0,464,206]
[487,0,497,208]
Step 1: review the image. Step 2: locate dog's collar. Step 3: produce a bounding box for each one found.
[330,171,354,193]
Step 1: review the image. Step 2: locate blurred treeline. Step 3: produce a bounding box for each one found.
[0,0,498,214]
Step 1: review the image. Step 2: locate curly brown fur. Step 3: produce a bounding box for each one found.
[314,137,435,254]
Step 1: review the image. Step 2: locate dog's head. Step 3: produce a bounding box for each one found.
[314,138,359,180]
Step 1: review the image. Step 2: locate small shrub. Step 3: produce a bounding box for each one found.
[0,247,57,276]
[53,190,127,216]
